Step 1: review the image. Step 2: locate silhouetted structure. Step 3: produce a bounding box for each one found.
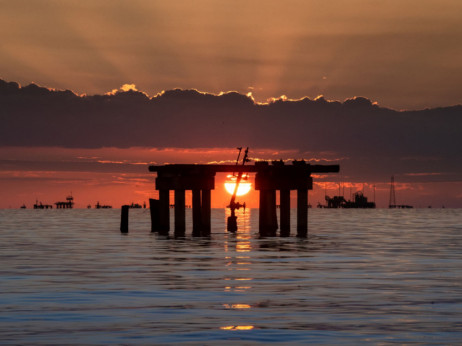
[120,205,129,233]
[389,176,413,208]
[55,195,74,209]
[320,191,375,208]
[34,200,52,209]
[95,202,112,209]
[149,160,339,237]
[227,147,250,233]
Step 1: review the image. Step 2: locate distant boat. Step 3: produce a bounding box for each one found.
[95,202,112,209]
[34,200,53,209]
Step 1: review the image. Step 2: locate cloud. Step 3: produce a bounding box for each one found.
[0,79,461,184]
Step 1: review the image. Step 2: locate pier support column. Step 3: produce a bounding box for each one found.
[297,189,308,237]
[280,189,291,237]
[259,190,278,237]
[269,189,278,236]
[149,198,160,232]
[120,205,129,233]
[174,189,186,237]
[192,189,202,237]
[159,189,170,236]
[201,189,211,236]
[259,190,267,236]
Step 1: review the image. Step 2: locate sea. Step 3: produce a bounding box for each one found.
[1,208,461,344]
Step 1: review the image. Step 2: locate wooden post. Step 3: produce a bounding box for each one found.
[159,189,170,236]
[280,189,291,236]
[297,189,308,237]
[201,189,211,236]
[120,205,129,233]
[174,189,186,237]
[192,189,202,236]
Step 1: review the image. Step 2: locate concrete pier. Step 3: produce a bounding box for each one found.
[174,189,186,237]
[149,198,160,232]
[297,189,308,237]
[201,189,211,236]
[120,205,129,233]
[149,161,339,237]
[279,189,291,236]
[192,189,202,236]
[158,190,170,235]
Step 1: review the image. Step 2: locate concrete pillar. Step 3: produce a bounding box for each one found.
[149,198,160,232]
[280,189,291,237]
[297,189,308,237]
[120,205,129,233]
[259,190,267,236]
[192,189,202,236]
[259,190,277,237]
[201,189,211,236]
[174,189,186,237]
[159,189,170,236]
[269,189,278,236]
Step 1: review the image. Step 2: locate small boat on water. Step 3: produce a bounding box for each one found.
[95,202,112,209]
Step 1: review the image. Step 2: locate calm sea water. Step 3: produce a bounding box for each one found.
[0,208,461,344]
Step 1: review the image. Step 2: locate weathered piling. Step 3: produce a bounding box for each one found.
[200,188,212,236]
[192,189,202,236]
[120,205,129,233]
[279,189,291,236]
[158,190,170,236]
[174,189,186,237]
[149,198,160,232]
[296,189,308,237]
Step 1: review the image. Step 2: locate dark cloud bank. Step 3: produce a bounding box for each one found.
[1,79,461,183]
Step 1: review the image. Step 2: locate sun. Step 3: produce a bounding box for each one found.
[224,174,252,196]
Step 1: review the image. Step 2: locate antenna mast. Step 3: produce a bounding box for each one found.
[389,175,396,208]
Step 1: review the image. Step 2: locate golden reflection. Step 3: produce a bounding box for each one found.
[220,325,254,330]
[223,303,251,309]
[236,243,251,252]
[222,207,254,312]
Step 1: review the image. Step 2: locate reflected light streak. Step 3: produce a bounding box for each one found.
[223,304,251,309]
[220,325,254,330]
[223,209,254,294]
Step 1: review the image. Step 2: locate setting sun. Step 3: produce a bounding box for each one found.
[224,174,252,196]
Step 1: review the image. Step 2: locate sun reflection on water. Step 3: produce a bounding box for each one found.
[223,303,251,309]
[221,208,255,331]
[220,325,254,330]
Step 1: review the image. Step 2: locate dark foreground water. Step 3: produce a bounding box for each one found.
[0,208,461,344]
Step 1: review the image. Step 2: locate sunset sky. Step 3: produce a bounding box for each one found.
[1,0,461,208]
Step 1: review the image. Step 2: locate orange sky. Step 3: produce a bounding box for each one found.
[1,147,459,209]
[1,0,462,110]
[1,1,461,208]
